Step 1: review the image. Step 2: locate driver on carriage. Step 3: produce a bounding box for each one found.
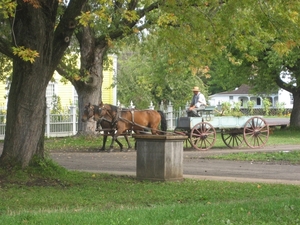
[187,86,207,117]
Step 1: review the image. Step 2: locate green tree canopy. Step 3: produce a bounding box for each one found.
[116,42,207,110]
[1,0,300,170]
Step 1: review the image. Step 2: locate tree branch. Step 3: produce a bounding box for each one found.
[275,74,295,93]
[52,0,88,66]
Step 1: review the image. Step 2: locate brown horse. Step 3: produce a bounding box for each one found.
[81,103,133,152]
[94,102,167,152]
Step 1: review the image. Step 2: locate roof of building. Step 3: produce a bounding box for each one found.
[215,84,251,95]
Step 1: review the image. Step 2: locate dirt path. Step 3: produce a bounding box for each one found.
[50,144,300,185]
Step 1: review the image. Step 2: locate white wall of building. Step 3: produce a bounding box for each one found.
[208,91,292,109]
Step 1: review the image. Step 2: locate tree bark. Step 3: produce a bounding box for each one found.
[0,0,87,168]
[57,1,160,134]
[0,2,56,168]
[73,26,108,134]
[275,64,300,128]
[290,91,300,128]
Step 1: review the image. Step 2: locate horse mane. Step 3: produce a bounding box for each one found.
[106,104,119,112]
[105,104,134,112]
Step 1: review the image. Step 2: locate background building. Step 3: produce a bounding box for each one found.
[208,84,293,109]
[0,55,117,110]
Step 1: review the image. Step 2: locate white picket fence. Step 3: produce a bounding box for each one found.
[0,101,293,140]
[0,102,184,140]
[0,106,78,140]
[44,106,78,138]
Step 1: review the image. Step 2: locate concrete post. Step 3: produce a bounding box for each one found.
[134,135,187,181]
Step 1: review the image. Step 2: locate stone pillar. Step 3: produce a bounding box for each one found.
[134,135,187,181]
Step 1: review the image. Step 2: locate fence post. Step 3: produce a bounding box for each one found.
[160,101,164,111]
[46,107,50,138]
[129,101,135,109]
[149,101,155,110]
[167,101,173,130]
[185,101,189,116]
[70,105,77,135]
[178,106,182,119]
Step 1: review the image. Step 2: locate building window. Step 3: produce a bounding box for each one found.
[46,82,57,107]
[256,98,261,106]
[73,87,78,105]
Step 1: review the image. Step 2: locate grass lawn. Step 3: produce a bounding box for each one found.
[45,127,300,152]
[0,127,300,224]
[1,162,299,225]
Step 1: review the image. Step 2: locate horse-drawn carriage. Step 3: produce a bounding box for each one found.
[83,103,269,152]
[82,102,167,152]
[174,107,270,150]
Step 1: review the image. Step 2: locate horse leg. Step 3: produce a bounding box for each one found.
[115,137,124,152]
[108,133,118,153]
[151,122,161,135]
[124,134,133,151]
[117,133,132,152]
[108,127,126,153]
[99,132,108,151]
[150,127,158,135]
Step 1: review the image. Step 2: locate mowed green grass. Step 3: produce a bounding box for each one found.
[45,127,300,152]
[1,161,299,225]
[0,127,299,224]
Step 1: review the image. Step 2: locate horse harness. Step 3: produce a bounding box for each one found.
[97,105,118,128]
[99,106,151,131]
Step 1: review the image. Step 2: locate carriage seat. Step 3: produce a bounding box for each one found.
[196,105,216,117]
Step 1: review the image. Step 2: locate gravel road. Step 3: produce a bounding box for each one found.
[50,144,300,185]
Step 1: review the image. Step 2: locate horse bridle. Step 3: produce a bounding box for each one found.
[84,104,95,120]
[97,105,118,125]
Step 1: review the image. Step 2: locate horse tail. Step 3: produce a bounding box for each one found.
[157,110,167,133]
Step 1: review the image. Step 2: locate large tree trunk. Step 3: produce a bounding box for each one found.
[0,2,57,168]
[290,91,300,128]
[0,0,86,168]
[1,60,50,168]
[275,63,300,128]
[74,26,108,134]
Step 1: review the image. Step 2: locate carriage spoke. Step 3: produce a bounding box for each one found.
[232,135,243,147]
[244,116,269,148]
[190,122,216,150]
[221,129,244,149]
